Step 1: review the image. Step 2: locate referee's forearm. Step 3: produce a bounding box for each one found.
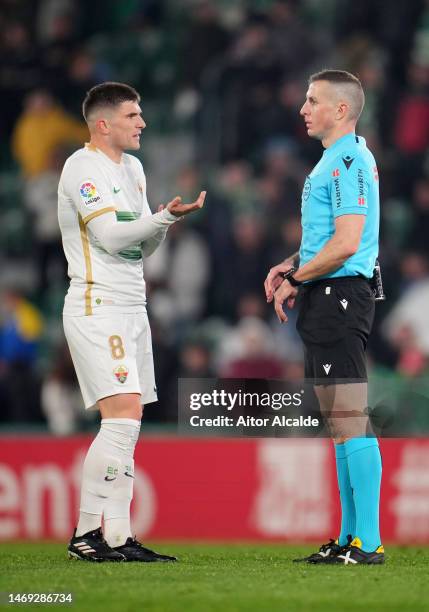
[293,238,355,282]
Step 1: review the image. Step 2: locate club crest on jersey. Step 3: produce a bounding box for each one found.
[79,181,101,207]
[114,365,129,384]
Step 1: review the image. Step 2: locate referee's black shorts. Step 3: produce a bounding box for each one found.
[296,276,375,384]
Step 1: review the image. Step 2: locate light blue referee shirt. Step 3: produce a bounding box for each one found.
[299,132,379,279]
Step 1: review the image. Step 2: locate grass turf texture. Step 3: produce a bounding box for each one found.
[1,543,428,611]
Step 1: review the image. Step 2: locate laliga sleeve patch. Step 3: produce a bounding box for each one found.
[79,180,102,207]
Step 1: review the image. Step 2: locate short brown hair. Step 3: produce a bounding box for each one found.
[82,82,140,122]
[309,69,364,120]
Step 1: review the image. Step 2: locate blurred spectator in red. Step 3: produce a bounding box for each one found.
[12,89,87,177]
[394,63,429,154]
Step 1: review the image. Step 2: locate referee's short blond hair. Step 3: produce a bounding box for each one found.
[309,69,365,121]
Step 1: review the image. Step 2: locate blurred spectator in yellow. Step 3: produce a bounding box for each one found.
[12,89,87,177]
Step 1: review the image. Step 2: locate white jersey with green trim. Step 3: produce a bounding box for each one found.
[58,144,153,316]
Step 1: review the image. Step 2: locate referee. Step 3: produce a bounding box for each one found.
[264,70,383,565]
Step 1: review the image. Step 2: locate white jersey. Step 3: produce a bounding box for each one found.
[58,144,153,316]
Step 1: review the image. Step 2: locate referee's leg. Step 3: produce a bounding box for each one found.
[315,382,382,555]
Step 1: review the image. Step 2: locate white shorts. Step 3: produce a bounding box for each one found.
[63,312,158,410]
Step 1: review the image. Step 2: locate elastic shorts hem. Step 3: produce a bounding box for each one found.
[312,377,368,387]
[85,389,158,411]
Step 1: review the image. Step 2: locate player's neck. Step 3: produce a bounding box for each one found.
[322,125,356,149]
[88,138,123,164]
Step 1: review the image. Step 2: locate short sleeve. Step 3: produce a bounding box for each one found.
[329,153,369,218]
[62,158,116,224]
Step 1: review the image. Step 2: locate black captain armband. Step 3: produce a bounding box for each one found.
[281,267,302,287]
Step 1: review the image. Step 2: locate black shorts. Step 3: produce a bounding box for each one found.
[296,276,375,384]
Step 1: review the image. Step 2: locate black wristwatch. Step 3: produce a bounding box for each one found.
[281,267,302,287]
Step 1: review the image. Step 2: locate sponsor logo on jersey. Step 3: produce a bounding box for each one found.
[114,364,129,384]
[334,176,341,208]
[332,168,340,177]
[79,181,101,206]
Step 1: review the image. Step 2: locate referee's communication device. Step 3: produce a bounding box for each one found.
[371,259,386,302]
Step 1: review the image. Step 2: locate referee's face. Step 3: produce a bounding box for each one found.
[300,81,337,143]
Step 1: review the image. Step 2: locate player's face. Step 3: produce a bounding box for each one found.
[300,81,338,141]
[108,100,146,151]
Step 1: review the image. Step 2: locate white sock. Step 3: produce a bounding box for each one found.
[75,418,139,538]
[76,511,101,536]
[101,418,141,547]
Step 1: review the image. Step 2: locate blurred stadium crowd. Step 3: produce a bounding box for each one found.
[1,0,429,433]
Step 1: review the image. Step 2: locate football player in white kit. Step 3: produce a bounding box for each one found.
[58,82,205,562]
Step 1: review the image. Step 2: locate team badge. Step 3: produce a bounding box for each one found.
[79,181,101,207]
[114,365,129,384]
[302,176,311,201]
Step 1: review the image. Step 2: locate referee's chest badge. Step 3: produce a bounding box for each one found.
[302,176,311,202]
[114,365,129,384]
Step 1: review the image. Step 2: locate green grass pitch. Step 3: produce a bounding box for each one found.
[1,542,428,611]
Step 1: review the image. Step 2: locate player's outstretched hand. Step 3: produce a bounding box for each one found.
[166,191,206,217]
[264,260,294,303]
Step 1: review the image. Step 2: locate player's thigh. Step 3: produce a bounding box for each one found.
[63,314,141,410]
[99,393,142,420]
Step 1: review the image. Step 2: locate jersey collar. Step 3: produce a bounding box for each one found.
[323,132,361,156]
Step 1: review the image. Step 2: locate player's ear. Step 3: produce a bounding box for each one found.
[96,118,110,134]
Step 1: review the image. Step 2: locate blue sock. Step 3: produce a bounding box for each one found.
[345,437,382,552]
[334,443,356,546]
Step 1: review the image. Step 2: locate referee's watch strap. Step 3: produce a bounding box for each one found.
[281,267,302,287]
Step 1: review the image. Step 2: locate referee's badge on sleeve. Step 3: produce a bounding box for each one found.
[79,181,102,207]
